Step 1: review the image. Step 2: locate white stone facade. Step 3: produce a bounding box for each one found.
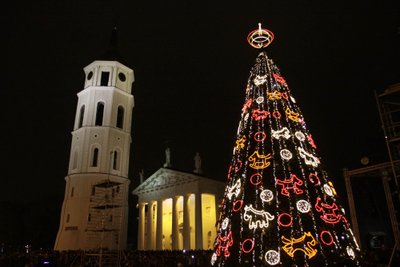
[54,60,134,251]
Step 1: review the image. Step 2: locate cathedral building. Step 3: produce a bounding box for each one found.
[132,151,225,250]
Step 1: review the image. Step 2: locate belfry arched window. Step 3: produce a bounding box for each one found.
[116,106,124,129]
[72,150,78,170]
[113,150,120,171]
[91,147,99,167]
[95,102,104,126]
[78,105,85,128]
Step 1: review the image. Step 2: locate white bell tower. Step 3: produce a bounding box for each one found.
[54,30,134,251]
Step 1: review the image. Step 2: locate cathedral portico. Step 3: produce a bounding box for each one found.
[132,168,225,250]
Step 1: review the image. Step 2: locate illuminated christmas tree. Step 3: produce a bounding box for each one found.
[211,24,362,266]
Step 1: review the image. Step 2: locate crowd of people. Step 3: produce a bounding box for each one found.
[1,246,400,267]
[0,249,213,267]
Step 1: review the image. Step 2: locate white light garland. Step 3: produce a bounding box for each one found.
[260,189,274,203]
[221,218,230,230]
[265,250,280,265]
[236,123,242,135]
[346,246,355,259]
[280,149,293,161]
[211,253,217,265]
[298,147,320,167]
[290,95,296,103]
[256,96,264,104]
[244,113,249,123]
[296,200,311,213]
[271,127,291,140]
[294,131,306,141]
[243,204,275,230]
[254,75,268,86]
[349,229,360,250]
[227,179,241,200]
[323,184,334,197]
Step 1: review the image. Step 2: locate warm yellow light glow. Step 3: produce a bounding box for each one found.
[162,198,172,250]
[189,194,196,249]
[281,232,317,259]
[285,107,301,122]
[248,151,272,169]
[177,196,183,250]
[202,194,217,249]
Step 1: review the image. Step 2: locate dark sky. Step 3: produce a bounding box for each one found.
[2,0,400,246]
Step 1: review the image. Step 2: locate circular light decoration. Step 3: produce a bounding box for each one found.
[254,131,267,142]
[309,172,320,185]
[256,96,264,104]
[294,131,306,141]
[280,149,293,161]
[247,23,274,49]
[290,95,296,103]
[233,200,244,212]
[250,173,263,185]
[272,111,281,119]
[265,250,280,265]
[296,200,311,213]
[260,189,274,203]
[323,184,334,197]
[235,160,243,172]
[278,213,293,227]
[346,246,355,259]
[221,218,230,230]
[211,253,217,265]
[320,230,334,246]
[281,92,289,100]
[242,238,255,253]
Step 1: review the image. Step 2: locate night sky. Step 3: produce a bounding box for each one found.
[3,0,399,248]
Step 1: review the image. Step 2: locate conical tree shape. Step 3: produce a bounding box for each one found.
[211,49,362,266]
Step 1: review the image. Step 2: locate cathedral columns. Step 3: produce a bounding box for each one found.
[156,199,163,250]
[138,202,145,250]
[172,196,180,250]
[146,201,155,250]
[133,172,225,252]
[195,193,203,249]
[183,194,191,249]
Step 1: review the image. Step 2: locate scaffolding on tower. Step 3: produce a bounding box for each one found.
[83,178,127,267]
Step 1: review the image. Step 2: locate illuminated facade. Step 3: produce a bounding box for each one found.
[132,168,225,250]
[54,59,134,251]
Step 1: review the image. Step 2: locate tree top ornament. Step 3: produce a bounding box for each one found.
[247,23,274,49]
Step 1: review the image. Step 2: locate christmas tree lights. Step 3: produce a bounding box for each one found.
[211,23,361,266]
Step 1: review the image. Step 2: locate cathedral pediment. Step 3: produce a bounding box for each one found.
[132,168,200,195]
